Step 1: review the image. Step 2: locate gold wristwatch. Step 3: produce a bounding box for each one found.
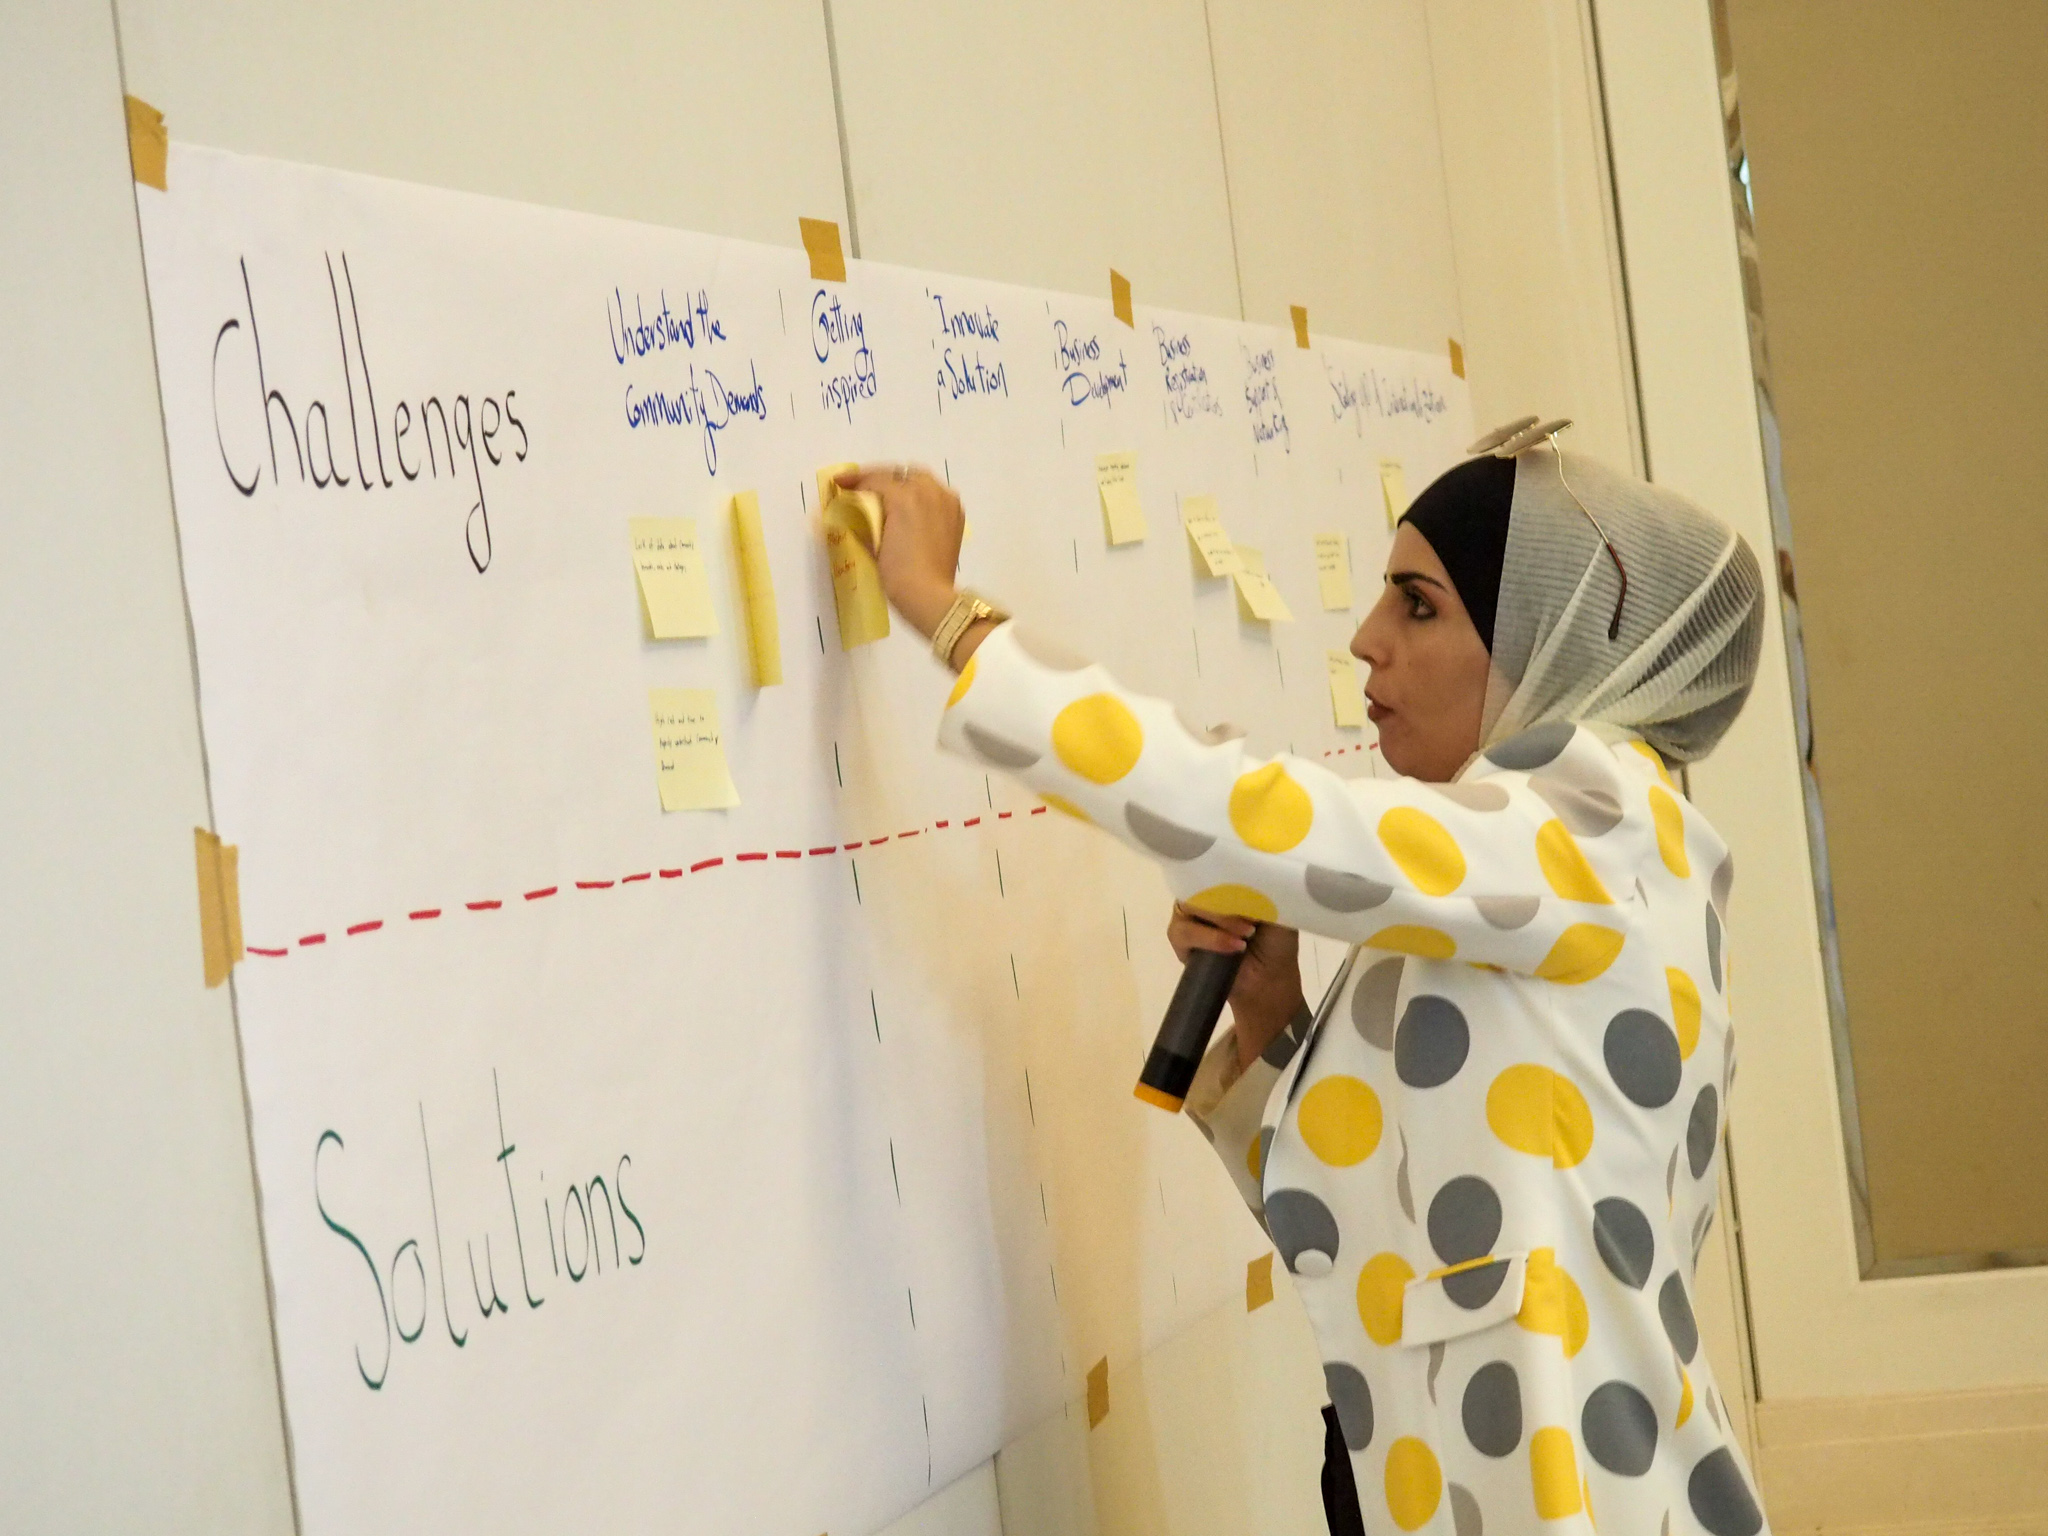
[931,590,1009,668]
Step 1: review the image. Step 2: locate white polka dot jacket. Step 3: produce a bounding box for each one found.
[938,622,1767,1536]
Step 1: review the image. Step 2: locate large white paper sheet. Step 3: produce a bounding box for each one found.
[137,144,1468,1535]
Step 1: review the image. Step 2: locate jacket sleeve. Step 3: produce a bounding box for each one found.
[939,622,1668,979]
[1182,1002,1314,1226]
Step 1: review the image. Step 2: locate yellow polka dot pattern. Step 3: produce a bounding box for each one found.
[1629,738,1676,788]
[1366,925,1457,960]
[1246,1133,1264,1183]
[1377,807,1466,895]
[1356,1252,1414,1346]
[1186,883,1279,923]
[1536,819,1613,904]
[1297,1076,1383,1167]
[1518,1248,1590,1357]
[1040,793,1090,822]
[1668,967,1702,1059]
[946,653,977,708]
[1229,762,1314,853]
[1487,1066,1594,1168]
[1529,1428,1582,1518]
[1676,1366,1694,1427]
[1650,785,1690,878]
[1534,923,1624,985]
[1051,693,1144,784]
[1384,1437,1442,1531]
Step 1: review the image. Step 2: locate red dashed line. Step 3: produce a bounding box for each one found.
[347,920,383,936]
[775,850,802,860]
[897,829,921,839]
[576,880,615,890]
[737,852,769,863]
[690,857,723,872]
[659,868,683,879]
[622,873,651,884]
[1029,805,1048,816]
[998,811,1014,820]
[843,842,862,852]
[525,886,558,901]
[808,846,837,856]
[299,933,326,947]
[868,836,890,845]
[964,817,981,827]
[936,820,950,828]
[467,899,502,911]
[250,945,288,957]
[410,908,441,921]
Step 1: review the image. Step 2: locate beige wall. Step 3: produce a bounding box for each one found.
[1724,0,2048,1266]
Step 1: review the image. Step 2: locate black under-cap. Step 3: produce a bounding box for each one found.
[1397,454,1516,652]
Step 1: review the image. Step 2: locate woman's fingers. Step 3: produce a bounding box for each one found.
[1175,903,1256,940]
[1167,907,1250,962]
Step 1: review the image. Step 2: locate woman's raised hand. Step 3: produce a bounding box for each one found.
[1166,904,1306,1073]
[834,464,963,639]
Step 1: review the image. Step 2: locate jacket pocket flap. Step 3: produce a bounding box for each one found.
[1401,1253,1527,1347]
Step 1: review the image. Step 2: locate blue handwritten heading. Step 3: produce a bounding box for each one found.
[1154,325,1222,426]
[1325,361,1450,435]
[608,287,727,363]
[1055,320,1130,409]
[813,290,879,422]
[623,360,768,474]
[1243,343,1290,452]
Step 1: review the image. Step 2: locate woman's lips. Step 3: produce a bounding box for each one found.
[1367,699,1391,724]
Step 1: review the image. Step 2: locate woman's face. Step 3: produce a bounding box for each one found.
[1351,523,1493,782]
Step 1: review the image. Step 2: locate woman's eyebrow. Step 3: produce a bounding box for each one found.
[1386,569,1449,592]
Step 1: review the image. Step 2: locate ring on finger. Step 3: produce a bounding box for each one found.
[891,463,913,482]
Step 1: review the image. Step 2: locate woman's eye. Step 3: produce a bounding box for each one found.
[1404,588,1434,619]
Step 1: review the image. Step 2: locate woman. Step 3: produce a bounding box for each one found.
[839,419,1770,1536]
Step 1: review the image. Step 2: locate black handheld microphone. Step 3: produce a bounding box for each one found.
[1134,943,1246,1113]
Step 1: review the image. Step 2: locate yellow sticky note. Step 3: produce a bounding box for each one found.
[1181,495,1242,578]
[1314,533,1353,611]
[1246,1253,1275,1311]
[800,217,846,282]
[650,688,740,810]
[1327,650,1367,729]
[630,517,718,639]
[1110,269,1133,328]
[729,491,782,686]
[1379,460,1409,530]
[1232,545,1293,623]
[125,96,167,191]
[818,464,890,649]
[1096,452,1146,545]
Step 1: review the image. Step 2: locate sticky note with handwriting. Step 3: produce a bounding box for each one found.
[1181,495,1243,578]
[1379,460,1409,531]
[1096,452,1146,546]
[729,491,782,686]
[650,688,740,810]
[818,464,890,649]
[1314,533,1353,611]
[1327,649,1367,729]
[630,517,718,639]
[1232,545,1293,623]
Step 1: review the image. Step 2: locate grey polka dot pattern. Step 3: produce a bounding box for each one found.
[1322,1361,1374,1451]
[1688,1085,1720,1178]
[1692,1204,1715,1268]
[1659,1273,1699,1363]
[1711,853,1734,918]
[1582,1381,1659,1475]
[1266,1188,1340,1274]
[1431,781,1511,811]
[1484,719,1576,770]
[1530,777,1626,837]
[1009,626,1092,670]
[962,724,1040,769]
[1426,1342,1445,1402]
[1428,1175,1502,1265]
[1260,1018,1305,1069]
[1307,865,1394,912]
[1396,1132,1416,1222]
[1255,1127,1275,1188]
[1350,957,1404,1049]
[1593,1197,1655,1290]
[1706,903,1724,990]
[1124,803,1215,860]
[1461,1361,1522,1457]
[1604,1009,1683,1108]
[1395,994,1469,1088]
[1443,1258,1512,1310]
[1476,894,1541,930]
[1449,1482,1484,1536]
[1688,1448,1764,1536]
[1667,1145,1681,1204]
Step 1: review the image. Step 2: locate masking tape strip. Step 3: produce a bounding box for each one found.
[799,217,847,282]
[1449,336,1466,378]
[1290,305,1310,349]
[125,96,167,191]
[1085,1357,1110,1428]
[195,827,244,987]
[1110,269,1133,328]
[1246,1252,1275,1311]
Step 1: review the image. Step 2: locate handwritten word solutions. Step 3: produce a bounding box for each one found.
[931,290,1009,406]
